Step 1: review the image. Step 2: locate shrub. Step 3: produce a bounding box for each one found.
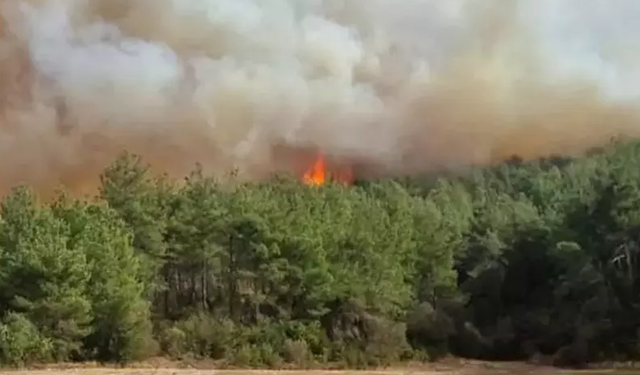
[175,313,235,359]
[283,339,312,367]
[158,324,187,359]
[0,313,52,367]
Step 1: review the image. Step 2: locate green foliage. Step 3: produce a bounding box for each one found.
[0,188,92,361]
[51,201,155,362]
[4,141,640,368]
[0,313,52,367]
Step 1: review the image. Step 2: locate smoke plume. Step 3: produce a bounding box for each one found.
[1,0,640,195]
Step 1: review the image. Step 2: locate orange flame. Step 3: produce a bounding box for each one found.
[303,155,327,186]
[302,155,354,186]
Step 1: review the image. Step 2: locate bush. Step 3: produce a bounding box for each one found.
[231,344,255,367]
[406,302,455,358]
[158,324,187,359]
[256,342,282,368]
[360,316,411,367]
[283,339,312,367]
[0,313,52,367]
[175,313,236,359]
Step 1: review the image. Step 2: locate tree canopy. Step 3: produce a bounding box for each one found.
[2,141,640,368]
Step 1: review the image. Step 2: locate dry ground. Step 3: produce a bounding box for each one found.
[1,360,637,375]
[0,369,632,375]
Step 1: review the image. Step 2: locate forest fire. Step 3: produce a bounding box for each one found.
[303,156,326,185]
[302,155,353,186]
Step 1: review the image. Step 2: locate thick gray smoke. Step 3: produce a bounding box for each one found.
[1,0,640,195]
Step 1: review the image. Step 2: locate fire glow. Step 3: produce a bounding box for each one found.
[302,155,353,186]
[303,156,326,186]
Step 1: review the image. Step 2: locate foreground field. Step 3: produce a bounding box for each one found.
[3,361,638,375]
[0,370,634,375]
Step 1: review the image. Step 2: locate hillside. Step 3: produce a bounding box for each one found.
[2,141,640,369]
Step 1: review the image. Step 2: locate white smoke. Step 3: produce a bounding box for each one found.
[0,0,639,195]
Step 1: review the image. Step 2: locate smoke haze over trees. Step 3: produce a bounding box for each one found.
[1,141,640,368]
[2,0,640,195]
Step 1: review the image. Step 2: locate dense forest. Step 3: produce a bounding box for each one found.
[1,140,640,369]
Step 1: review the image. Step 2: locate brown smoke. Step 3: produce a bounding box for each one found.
[0,0,639,196]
